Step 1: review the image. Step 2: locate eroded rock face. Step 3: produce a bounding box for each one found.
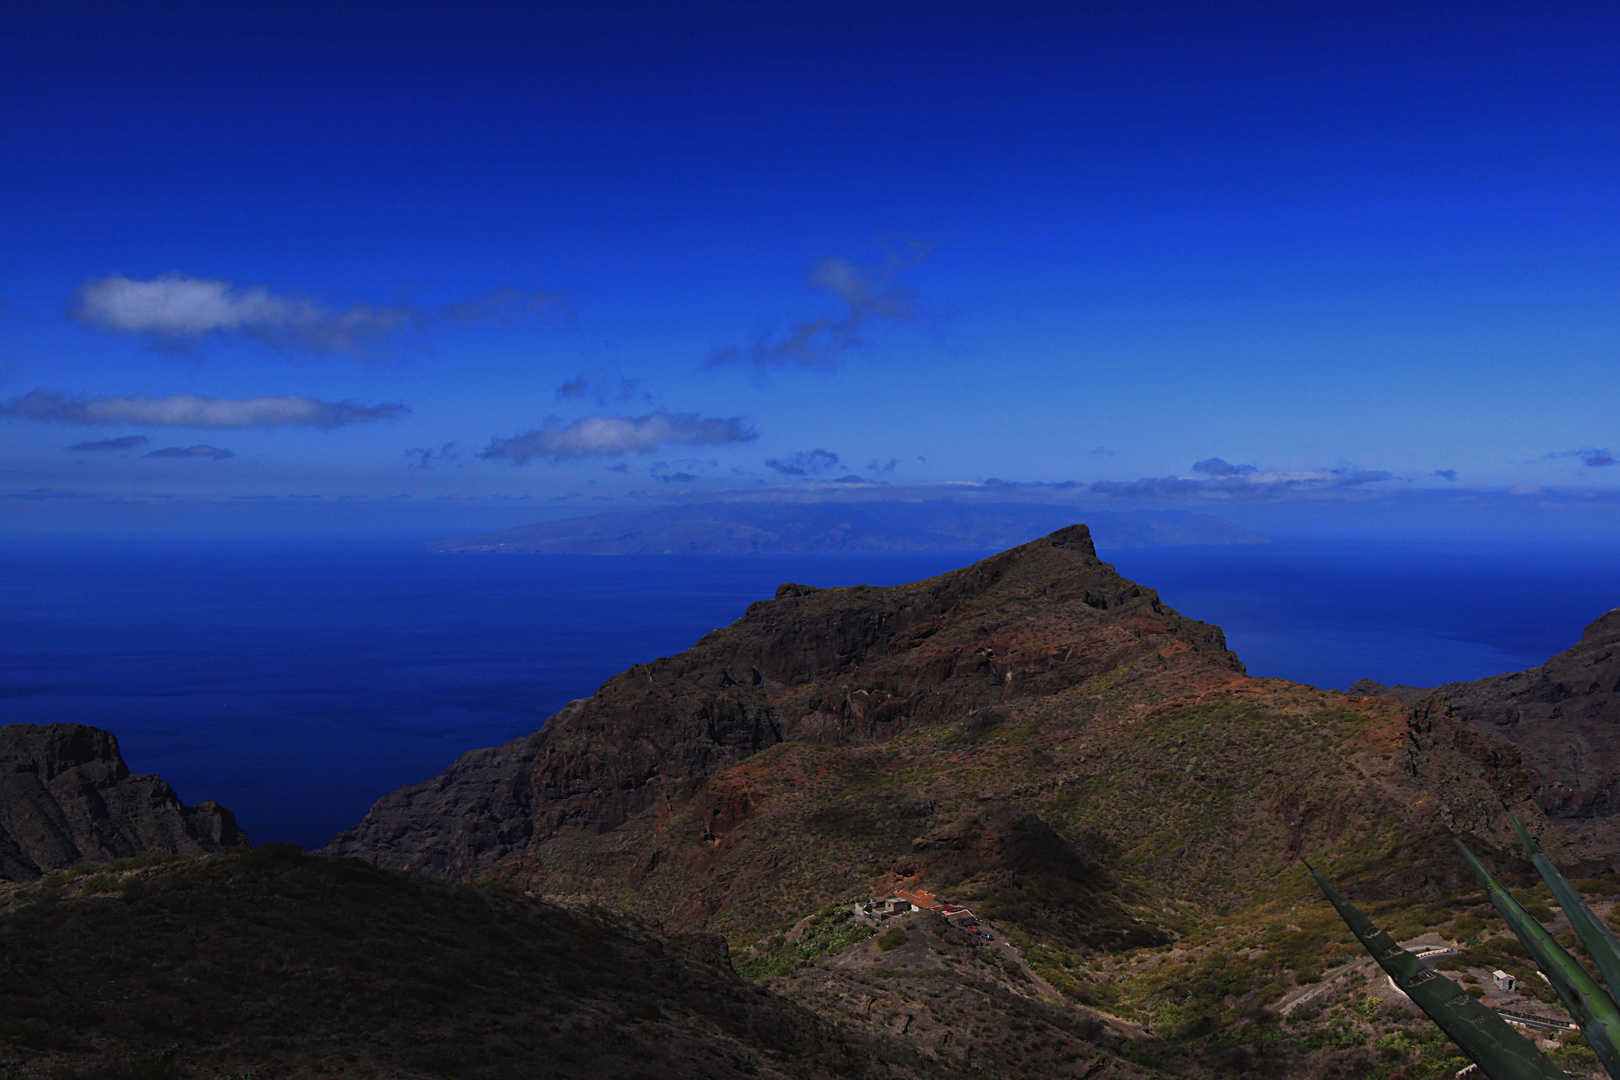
[1355,608,1620,859]
[325,524,1244,879]
[0,723,247,880]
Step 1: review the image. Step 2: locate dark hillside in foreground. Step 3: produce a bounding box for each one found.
[428,502,1266,554]
[0,848,947,1080]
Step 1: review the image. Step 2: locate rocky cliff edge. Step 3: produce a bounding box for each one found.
[0,723,247,880]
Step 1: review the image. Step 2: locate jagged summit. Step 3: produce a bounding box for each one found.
[325,524,1245,882]
[0,723,247,880]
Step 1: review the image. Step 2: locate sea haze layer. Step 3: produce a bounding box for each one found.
[1,532,1615,850]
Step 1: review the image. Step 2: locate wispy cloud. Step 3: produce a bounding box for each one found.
[1090,460,1392,499]
[73,273,569,358]
[1,390,408,428]
[481,411,756,463]
[1433,469,1458,481]
[765,449,843,476]
[145,444,234,460]
[707,239,931,368]
[1545,447,1617,468]
[68,435,151,452]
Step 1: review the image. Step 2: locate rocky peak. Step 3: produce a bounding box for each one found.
[326,524,1244,879]
[0,723,248,880]
[2,723,130,786]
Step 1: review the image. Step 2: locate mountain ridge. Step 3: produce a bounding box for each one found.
[326,524,1248,888]
[328,525,1591,936]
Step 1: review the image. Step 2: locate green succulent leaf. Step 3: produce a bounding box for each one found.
[1510,810,1620,1000]
[1305,860,1566,1080]
[1456,839,1620,1079]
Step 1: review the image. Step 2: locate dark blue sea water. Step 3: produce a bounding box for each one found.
[2,533,1616,850]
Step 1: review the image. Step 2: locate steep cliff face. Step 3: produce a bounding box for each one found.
[325,524,1245,882]
[0,723,247,880]
[1353,607,1620,858]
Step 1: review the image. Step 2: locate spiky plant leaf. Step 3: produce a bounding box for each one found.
[1457,839,1620,1078]
[1305,861,1567,1080]
[1510,810,1620,1000]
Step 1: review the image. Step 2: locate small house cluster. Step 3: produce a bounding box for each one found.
[851,888,995,941]
[851,897,915,920]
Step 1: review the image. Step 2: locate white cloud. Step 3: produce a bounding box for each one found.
[73,274,568,357]
[0,390,408,428]
[482,411,756,463]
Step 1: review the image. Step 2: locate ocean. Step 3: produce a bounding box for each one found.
[2,532,1616,850]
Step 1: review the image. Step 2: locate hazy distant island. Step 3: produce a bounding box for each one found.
[429,501,1267,555]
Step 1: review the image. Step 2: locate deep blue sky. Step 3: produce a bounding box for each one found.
[3,1,1617,536]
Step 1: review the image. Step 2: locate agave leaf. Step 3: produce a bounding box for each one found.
[1457,839,1620,1079]
[1305,860,1567,1080]
[1509,810,1620,1001]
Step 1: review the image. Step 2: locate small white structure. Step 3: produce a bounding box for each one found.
[1493,970,1517,992]
[852,897,915,924]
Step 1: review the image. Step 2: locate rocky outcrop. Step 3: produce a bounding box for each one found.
[1354,607,1620,859]
[0,723,247,880]
[326,524,1245,879]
